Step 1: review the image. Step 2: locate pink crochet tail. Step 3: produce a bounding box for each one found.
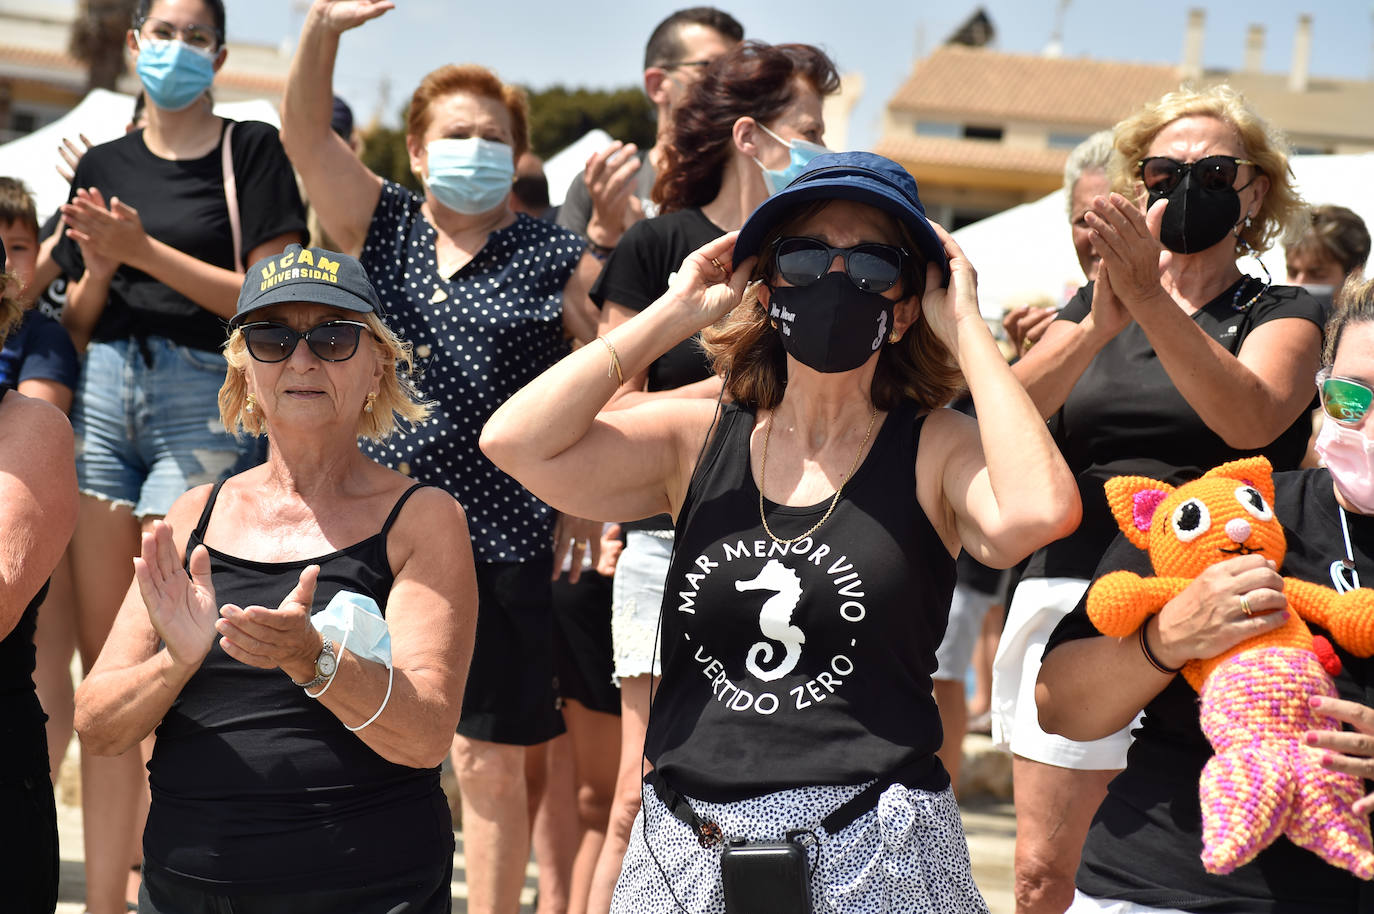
[1198,648,1374,878]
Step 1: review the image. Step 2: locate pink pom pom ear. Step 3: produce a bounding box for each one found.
[1133,489,1169,532]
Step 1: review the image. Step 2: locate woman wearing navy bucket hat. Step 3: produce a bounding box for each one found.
[482,151,1080,912]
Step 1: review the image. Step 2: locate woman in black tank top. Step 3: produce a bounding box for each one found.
[483,153,1080,911]
[74,247,477,913]
[0,265,80,913]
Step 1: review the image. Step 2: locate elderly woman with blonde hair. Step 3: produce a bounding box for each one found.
[75,245,477,914]
[994,84,1325,914]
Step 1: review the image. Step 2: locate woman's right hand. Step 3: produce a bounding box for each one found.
[1084,259,1130,340]
[133,521,219,671]
[1151,554,1290,670]
[665,232,756,330]
[311,0,394,32]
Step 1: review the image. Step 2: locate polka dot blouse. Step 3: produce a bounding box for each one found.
[359,181,581,563]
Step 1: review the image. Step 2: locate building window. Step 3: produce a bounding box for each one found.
[915,121,960,139]
[963,125,1003,141]
[1048,132,1089,149]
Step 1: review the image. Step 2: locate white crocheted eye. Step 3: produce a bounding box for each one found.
[1171,498,1210,542]
[1235,485,1273,522]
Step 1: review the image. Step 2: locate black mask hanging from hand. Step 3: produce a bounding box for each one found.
[1150,172,1242,255]
[768,272,895,374]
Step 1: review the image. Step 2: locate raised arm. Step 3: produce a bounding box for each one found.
[595,301,723,409]
[280,0,391,255]
[1088,193,1320,448]
[918,226,1081,568]
[481,233,753,523]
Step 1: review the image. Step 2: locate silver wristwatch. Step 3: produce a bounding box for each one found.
[291,638,337,690]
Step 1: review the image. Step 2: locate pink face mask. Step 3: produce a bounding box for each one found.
[1315,418,1374,514]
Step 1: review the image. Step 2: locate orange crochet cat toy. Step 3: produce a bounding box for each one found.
[1086,456,1374,878]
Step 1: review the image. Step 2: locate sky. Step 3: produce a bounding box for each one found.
[227,1,1374,152]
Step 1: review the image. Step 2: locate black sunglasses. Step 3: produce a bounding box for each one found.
[772,237,908,293]
[240,320,371,363]
[1138,155,1258,196]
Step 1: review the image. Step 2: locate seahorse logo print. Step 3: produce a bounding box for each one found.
[735,559,805,681]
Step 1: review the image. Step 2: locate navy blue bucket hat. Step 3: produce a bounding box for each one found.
[733,151,950,285]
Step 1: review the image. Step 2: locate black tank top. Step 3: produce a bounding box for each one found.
[645,399,956,802]
[143,480,455,893]
[0,382,50,781]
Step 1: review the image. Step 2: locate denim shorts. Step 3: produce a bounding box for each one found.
[610,530,672,682]
[72,336,259,519]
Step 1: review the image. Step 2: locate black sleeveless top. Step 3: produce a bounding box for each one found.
[644,399,957,802]
[143,480,454,893]
[0,382,50,781]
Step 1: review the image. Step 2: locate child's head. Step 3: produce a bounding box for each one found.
[0,177,39,300]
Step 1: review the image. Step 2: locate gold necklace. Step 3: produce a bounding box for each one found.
[758,402,879,545]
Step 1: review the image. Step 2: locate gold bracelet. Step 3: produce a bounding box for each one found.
[599,336,624,387]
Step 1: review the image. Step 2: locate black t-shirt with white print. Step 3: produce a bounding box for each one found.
[1045,468,1374,913]
[645,398,956,802]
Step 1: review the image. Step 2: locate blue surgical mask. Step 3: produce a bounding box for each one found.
[424,137,515,215]
[311,590,392,668]
[753,123,828,195]
[135,36,216,112]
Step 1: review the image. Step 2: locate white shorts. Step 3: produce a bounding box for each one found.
[1065,890,1190,914]
[610,530,671,682]
[933,582,997,682]
[990,577,1137,769]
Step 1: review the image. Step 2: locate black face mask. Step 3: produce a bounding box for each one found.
[767,271,895,374]
[1150,171,1241,254]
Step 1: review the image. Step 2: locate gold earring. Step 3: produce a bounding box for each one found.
[364,392,377,414]
[245,393,256,414]
[888,328,901,344]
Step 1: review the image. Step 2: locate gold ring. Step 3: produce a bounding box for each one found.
[1022,337,1034,352]
[709,256,726,274]
[1239,593,1253,616]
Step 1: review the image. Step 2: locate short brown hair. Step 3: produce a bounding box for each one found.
[0,177,39,239]
[1109,85,1302,258]
[1286,204,1371,278]
[405,64,529,161]
[702,200,961,412]
[219,311,432,441]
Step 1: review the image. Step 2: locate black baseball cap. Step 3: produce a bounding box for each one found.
[734,151,950,284]
[231,244,382,329]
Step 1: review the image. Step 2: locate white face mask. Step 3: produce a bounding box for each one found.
[1315,418,1374,515]
[311,590,392,668]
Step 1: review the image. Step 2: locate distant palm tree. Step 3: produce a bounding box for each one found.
[70,0,139,92]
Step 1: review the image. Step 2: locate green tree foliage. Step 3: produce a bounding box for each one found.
[524,86,655,159]
[357,86,654,188]
[359,123,422,193]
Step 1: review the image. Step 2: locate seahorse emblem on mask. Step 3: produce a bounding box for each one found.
[735,559,805,682]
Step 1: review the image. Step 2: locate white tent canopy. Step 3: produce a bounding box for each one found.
[0,88,280,222]
[951,153,1374,323]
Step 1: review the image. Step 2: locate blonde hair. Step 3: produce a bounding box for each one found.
[1109,84,1302,257]
[218,311,431,440]
[702,200,962,411]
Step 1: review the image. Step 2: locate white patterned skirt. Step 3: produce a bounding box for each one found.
[611,777,988,914]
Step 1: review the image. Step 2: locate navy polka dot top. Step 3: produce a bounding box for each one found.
[359,181,580,562]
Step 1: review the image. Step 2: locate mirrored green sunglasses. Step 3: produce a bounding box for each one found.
[1320,375,1374,425]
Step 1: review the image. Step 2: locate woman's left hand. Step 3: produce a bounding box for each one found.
[215,565,323,672]
[61,188,150,267]
[919,221,984,352]
[1307,694,1374,816]
[1085,193,1166,307]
